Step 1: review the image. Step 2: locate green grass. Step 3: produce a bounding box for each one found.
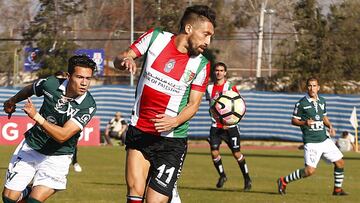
[0,144,359,202]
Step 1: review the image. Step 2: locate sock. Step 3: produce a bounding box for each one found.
[17,185,32,201]
[27,197,42,203]
[127,196,143,203]
[237,155,250,180]
[213,156,226,177]
[284,168,305,184]
[334,167,344,189]
[2,196,16,203]
[72,147,78,165]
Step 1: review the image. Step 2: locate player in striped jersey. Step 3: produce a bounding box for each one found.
[277,77,347,196]
[206,62,252,191]
[114,5,216,203]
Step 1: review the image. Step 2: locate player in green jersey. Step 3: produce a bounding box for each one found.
[277,77,348,196]
[2,55,97,203]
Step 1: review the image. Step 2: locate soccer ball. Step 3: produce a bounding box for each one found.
[210,90,246,125]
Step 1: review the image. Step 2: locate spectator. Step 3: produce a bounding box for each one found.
[336,131,356,152]
[104,112,128,145]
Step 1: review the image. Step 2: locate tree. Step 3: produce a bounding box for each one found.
[22,0,86,78]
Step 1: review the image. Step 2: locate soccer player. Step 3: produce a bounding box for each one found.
[205,62,252,191]
[2,55,97,203]
[113,5,216,203]
[277,77,348,196]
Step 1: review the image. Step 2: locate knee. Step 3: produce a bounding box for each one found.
[211,150,220,159]
[335,159,345,168]
[304,166,316,177]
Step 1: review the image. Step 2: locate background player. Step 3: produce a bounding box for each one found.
[2,55,97,203]
[114,5,215,203]
[206,62,252,191]
[277,77,347,196]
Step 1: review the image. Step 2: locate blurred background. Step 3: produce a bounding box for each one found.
[1,0,360,93]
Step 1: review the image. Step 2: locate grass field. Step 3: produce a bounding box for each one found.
[0,143,359,203]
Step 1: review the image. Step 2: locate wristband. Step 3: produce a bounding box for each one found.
[34,113,45,125]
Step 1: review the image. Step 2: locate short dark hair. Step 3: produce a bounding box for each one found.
[306,77,319,86]
[179,5,216,32]
[68,55,96,75]
[214,62,227,71]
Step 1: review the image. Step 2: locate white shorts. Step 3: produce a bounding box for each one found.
[304,138,343,168]
[4,140,73,191]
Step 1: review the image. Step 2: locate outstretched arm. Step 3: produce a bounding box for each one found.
[3,84,34,118]
[23,98,81,143]
[113,49,138,74]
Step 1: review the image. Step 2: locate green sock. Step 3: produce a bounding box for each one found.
[2,196,16,203]
[27,197,42,203]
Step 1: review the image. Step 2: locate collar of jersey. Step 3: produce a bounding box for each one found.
[306,93,319,103]
[58,79,87,104]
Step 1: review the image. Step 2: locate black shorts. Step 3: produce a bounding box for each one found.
[207,126,241,152]
[125,125,187,197]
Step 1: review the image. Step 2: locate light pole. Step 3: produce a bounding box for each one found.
[130,0,134,86]
[265,9,275,77]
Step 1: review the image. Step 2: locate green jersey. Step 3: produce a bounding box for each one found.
[292,94,328,144]
[25,76,97,155]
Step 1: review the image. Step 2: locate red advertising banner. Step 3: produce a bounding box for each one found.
[0,116,100,146]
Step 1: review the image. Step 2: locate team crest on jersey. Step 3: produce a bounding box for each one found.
[164,59,176,73]
[183,69,195,83]
[315,115,320,120]
[54,95,79,117]
[319,103,325,110]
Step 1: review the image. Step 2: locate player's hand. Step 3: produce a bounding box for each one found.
[116,57,137,75]
[329,127,336,137]
[22,98,37,119]
[3,98,16,119]
[151,114,179,132]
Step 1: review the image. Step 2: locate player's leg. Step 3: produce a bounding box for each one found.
[226,127,252,191]
[2,141,36,202]
[321,139,348,195]
[208,127,227,188]
[277,142,321,195]
[126,149,150,202]
[146,137,187,203]
[30,151,72,202]
[26,185,55,202]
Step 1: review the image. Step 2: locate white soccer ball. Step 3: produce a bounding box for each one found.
[210,90,246,125]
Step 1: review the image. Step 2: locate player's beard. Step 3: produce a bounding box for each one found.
[188,40,202,56]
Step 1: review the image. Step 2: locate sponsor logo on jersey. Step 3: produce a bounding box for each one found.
[79,114,91,124]
[43,90,53,99]
[315,115,320,120]
[47,115,57,124]
[164,59,175,73]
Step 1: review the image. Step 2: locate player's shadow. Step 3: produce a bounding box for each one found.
[178,185,278,195]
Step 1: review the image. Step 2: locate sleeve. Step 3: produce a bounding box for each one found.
[323,100,327,116]
[292,102,303,120]
[70,103,97,130]
[32,78,48,97]
[231,84,239,94]
[129,28,155,58]
[205,88,211,101]
[191,62,210,92]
